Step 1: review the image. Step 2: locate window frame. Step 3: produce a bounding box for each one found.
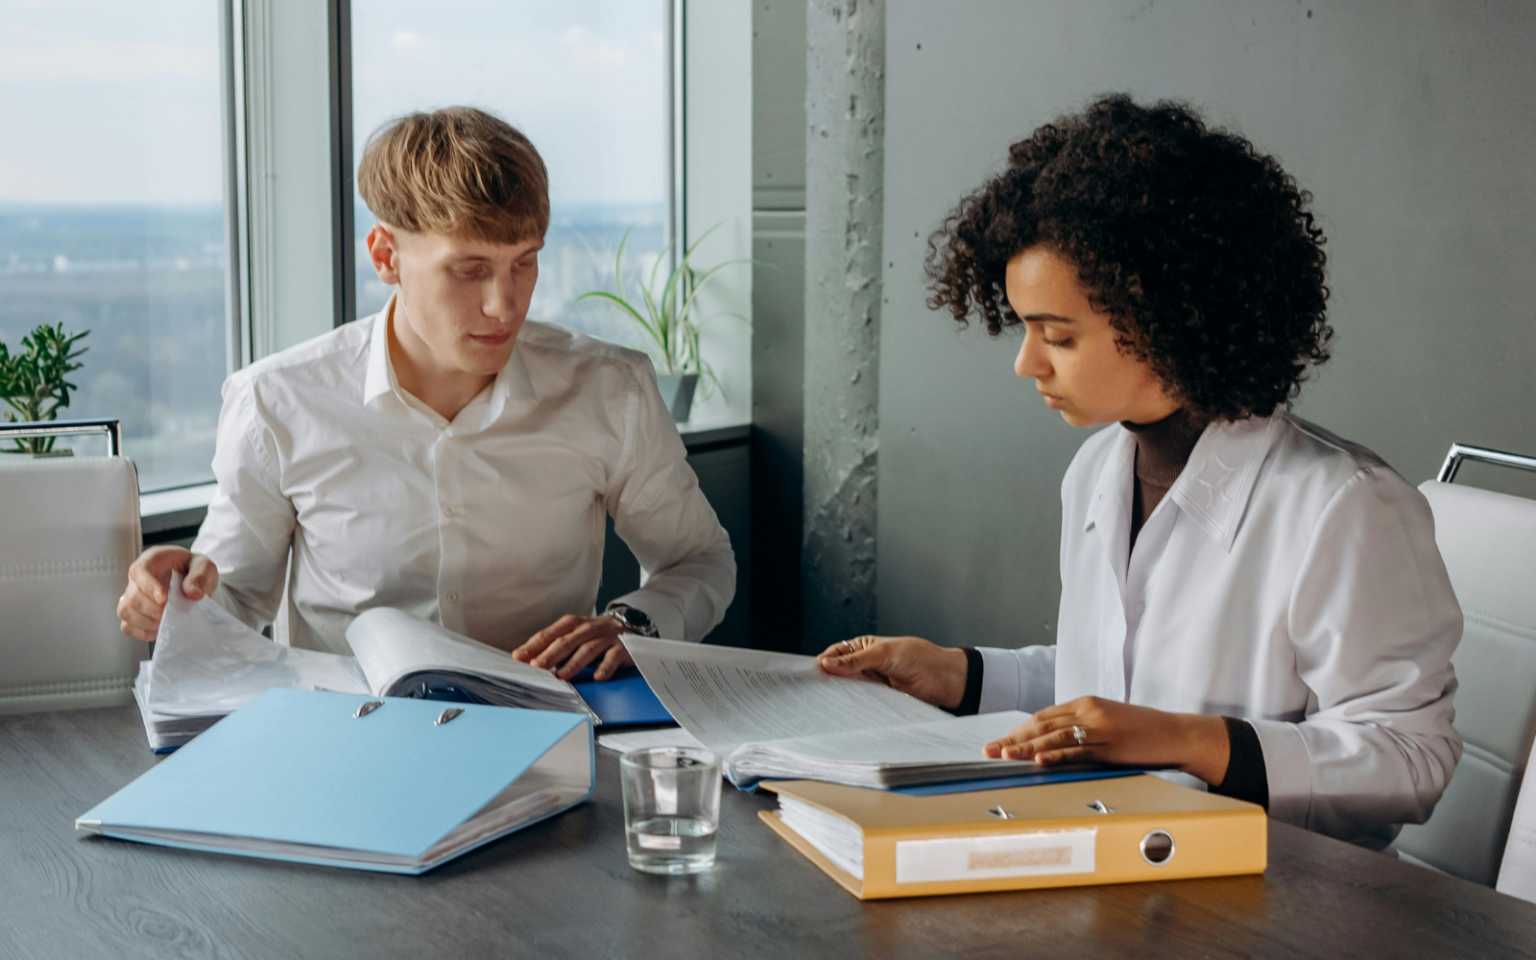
[144,0,747,518]
[324,0,687,331]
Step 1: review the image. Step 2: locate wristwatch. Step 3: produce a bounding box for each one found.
[605,603,660,638]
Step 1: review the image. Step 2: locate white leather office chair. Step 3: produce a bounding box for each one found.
[0,419,146,714]
[1392,444,1536,887]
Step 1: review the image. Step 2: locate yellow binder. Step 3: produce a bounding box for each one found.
[759,774,1266,900]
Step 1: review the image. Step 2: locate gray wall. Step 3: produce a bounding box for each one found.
[876,1,1536,650]
[750,0,808,651]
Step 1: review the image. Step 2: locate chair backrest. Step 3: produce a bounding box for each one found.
[1393,452,1536,887]
[0,421,145,714]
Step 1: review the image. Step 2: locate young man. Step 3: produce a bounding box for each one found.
[118,106,735,682]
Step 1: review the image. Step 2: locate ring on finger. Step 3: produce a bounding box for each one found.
[1072,724,1088,746]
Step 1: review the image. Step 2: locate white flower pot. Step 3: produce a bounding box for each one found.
[656,373,699,423]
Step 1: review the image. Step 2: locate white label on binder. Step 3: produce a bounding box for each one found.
[895,829,1097,884]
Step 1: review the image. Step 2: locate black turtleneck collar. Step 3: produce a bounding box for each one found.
[1121,408,1208,488]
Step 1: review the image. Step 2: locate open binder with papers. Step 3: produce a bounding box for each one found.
[79,688,594,874]
[759,774,1267,899]
[623,636,1094,789]
[134,573,668,750]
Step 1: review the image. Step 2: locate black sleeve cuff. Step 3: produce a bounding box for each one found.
[1213,716,1270,810]
[945,647,985,717]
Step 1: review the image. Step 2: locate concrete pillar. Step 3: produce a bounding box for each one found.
[801,0,884,651]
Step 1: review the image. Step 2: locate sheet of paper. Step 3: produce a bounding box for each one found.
[755,711,1034,765]
[149,572,369,716]
[621,636,949,757]
[596,727,706,754]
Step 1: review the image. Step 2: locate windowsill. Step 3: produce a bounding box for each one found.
[139,419,752,534]
[140,482,220,537]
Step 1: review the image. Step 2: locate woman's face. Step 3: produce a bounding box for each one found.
[1004,245,1180,427]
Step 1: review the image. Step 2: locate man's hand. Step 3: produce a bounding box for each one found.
[513,614,634,681]
[117,546,220,643]
[983,696,1232,786]
[816,635,970,710]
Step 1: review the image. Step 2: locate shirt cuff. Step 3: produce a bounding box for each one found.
[944,648,985,716]
[975,645,1057,715]
[606,590,686,644]
[1247,717,1312,827]
[975,646,1022,715]
[1213,717,1270,809]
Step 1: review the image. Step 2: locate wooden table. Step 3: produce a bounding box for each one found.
[3,705,1534,959]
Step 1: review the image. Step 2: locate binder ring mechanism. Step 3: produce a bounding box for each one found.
[352,700,465,726]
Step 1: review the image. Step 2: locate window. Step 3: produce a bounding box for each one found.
[0,1,231,492]
[350,0,673,349]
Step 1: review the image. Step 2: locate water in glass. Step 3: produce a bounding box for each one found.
[620,746,722,875]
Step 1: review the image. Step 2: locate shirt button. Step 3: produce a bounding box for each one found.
[447,592,459,603]
[443,507,455,518]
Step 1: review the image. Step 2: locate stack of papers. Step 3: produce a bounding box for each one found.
[134,576,371,750]
[726,712,1047,789]
[622,637,1052,789]
[134,573,661,751]
[777,795,868,879]
[346,608,588,715]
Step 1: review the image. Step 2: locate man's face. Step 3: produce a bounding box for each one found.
[367,224,543,378]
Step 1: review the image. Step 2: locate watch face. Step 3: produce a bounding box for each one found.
[612,605,654,635]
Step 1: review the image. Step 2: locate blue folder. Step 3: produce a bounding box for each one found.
[892,769,1145,796]
[79,688,594,874]
[409,666,671,727]
[571,666,673,726]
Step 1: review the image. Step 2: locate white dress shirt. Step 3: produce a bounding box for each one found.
[192,296,735,655]
[975,412,1462,847]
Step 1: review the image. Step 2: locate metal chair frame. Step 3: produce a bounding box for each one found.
[1438,443,1536,484]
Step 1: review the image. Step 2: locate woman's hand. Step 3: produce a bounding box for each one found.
[816,635,970,710]
[512,614,634,681]
[985,697,1232,786]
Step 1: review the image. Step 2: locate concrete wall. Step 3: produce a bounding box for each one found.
[801,0,886,652]
[876,0,1536,650]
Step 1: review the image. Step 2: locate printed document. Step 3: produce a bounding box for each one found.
[623,637,1045,788]
[134,575,594,750]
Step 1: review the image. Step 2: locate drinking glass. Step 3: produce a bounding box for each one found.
[620,746,722,874]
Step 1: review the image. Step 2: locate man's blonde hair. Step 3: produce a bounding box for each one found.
[357,106,549,243]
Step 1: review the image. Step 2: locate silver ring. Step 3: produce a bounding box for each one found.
[1072,724,1087,746]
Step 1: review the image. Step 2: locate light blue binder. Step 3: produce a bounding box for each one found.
[78,688,594,874]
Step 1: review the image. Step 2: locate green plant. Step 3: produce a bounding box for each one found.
[0,322,90,454]
[577,223,751,399]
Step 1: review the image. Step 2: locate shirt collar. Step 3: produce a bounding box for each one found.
[362,293,540,424]
[361,294,397,409]
[1168,412,1283,551]
[1084,411,1283,553]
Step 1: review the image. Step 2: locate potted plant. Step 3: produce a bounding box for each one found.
[577,223,749,423]
[0,322,90,455]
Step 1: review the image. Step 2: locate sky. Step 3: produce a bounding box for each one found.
[0,0,669,208]
[0,0,223,204]
[352,0,669,209]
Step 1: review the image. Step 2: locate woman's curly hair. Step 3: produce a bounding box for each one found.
[926,94,1332,421]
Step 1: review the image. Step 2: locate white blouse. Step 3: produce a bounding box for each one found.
[976,412,1463,847]
[193,297,736,655]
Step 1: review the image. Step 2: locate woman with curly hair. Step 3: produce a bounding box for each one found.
[819,95,1462,847]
